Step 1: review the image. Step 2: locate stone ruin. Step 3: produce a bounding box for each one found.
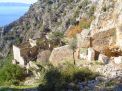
[49,45,74,66]
[12,37,52,68]
[76,0,122,64]
[12,0,122,67]
[77,27,122,64]
[12,39,38,67]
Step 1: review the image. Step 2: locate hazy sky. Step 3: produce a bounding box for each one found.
[0,0,37,4]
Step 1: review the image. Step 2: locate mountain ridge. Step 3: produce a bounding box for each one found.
[0,0,95,58]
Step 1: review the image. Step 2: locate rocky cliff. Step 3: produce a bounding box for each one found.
[90,0,122,56]
[0,0,95,58]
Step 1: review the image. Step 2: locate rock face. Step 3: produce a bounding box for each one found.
[92,28,116,53]
[90,0,122,54]
[49,45,73,66]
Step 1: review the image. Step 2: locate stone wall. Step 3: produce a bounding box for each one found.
[49,45,73,66]
[37,50,51,64]
[13,45,25,67]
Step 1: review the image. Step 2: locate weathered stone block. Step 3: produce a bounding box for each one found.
[37,50,51,64]
[13,45,25,67]
[49,45,73,66]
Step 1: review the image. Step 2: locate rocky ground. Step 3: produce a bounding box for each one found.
[76,60,122,91]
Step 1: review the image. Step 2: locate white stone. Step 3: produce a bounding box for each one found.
[87,47,95,62]
[98,54,109,64]
[12,59,17,64]
[13,45,25,67]
[114,56,122,64]
[29,61,39,70]
[80,53,87,60]
[29,39,37,47]
[79,48,88,60]
[111,72,117,78]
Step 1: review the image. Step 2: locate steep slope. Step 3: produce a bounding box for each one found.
[0,0,95,58]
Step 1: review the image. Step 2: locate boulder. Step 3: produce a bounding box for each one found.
[87,47,95,62]
[37,50,51,64]
[114,56,122,64]
[49,45,73,66]
[98,54,109,64]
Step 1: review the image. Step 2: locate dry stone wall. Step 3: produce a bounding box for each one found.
[49,45,73,66]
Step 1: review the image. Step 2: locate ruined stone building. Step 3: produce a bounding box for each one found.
[12,39,38,67]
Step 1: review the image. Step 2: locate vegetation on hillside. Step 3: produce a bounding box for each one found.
[66,17,94,38]
[49,31,65,46]
[0,54,25,86]
[38,63,99,91]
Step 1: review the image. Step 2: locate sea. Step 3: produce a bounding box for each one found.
[0,3,30,27]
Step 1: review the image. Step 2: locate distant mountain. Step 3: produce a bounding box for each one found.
[0,2,30,6]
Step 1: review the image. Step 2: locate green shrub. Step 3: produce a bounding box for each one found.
[0,53,13,68]
[15,37,22,45]
[87,5,96,16]
[49,31,65,46]
[0,64,25,86]
[0,53,25,86]
[79,17,93,29]
[39,63,99,91]
[61,64,99,82]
